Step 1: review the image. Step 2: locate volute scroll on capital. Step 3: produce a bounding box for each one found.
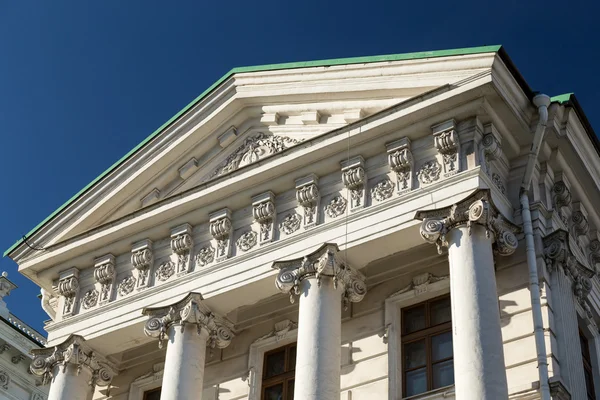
[30,334,117,388]
[272,243,367,308]
[415,189,520,256]
[142,292,235,350]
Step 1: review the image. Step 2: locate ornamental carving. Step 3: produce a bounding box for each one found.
[589,239,600,270]
[143,292,234,350]
[131,240,153,290]
[491,173,506,194]
[210,209,233,261]
[156,261,175,282]
[387,138,413,193]
[171,225,193,275]
[552,181,572,225]
[254,320,298,343]
[273,243,367,309]
[416,189,519,256]
[371,179,394,202]
[237,231,258,252]
[417,160,441,185]
[325,196,347,218]
[94,255,115,304]
[30,335,117,388]
[81,289,99,310]
[296,175,320,229]
[57,270,79,317]
[571,210,589,238]
[279,213,301,235]
[432,120,460,177]
[341,156,366,210]
[389,273,449,298]
[481,133,501,174]
[210,133,303,178]
[32,394,45,400]
[543,230,595,317]
[0,370,9,389]
[117,276,136,297]
[253,192,276,244]
[195,246,215,267]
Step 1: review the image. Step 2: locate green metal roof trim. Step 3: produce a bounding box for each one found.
[551,93,575,104]
[4,44,503,257]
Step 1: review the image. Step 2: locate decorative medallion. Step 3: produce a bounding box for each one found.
[81,289,99,310]
[118,276,136,297]
[195,246,215,267]
[156,261,176,282]
[0,370,9,389]
[237,231,258,252]
[280,213,301,235]
[417,160,441,185]
[325,196,347,218]
[491,173,506,194]
[371,179,394,202]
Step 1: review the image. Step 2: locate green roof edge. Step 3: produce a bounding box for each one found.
[3,44,502,257]
[551,93,575,104]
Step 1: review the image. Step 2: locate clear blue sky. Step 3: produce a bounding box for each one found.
[1,1,598,334]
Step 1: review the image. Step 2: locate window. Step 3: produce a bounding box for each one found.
[261,342,296,400]
[143,388,161,400]
[580,329,596,400]
[402,295,454,397]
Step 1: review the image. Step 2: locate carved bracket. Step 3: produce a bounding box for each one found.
[57,268,80,318]
[341,156,366,211]
[253,192,276,245]
[386,138,413,194]
[552,175,572,227]
[171,224,193,276]
[415,189,519,256]
[388,273,449,298]
[93,254,116,306]
[295,175,320,229]
[432,119,461,177]
[209,209,233,262]
[131,239,153,290]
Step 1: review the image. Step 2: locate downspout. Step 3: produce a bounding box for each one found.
[520,93,551,400]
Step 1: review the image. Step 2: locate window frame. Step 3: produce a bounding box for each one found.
[384,273,454,399]
[142,387,162,400]
[261,342,296,400]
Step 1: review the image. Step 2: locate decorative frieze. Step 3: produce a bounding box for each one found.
[371,179,394,202]
[195,246,215,267]
[389,273,449,297]
[57,268,80,318]
[209,209,233,262]
[11,354,26,364]
[210,133,303,178]
[237,231,258,252]
[279,213,301,236]
[117,275,136,297]
[0,370,8,389]
[417,160,442,185]
[93,254,116,305]
[273,243,367,309]
[171,224,193,275]
[155,261,176,282]
[386,138,413,194]
[254,320,298,343]
[341,156,366,210]
[30,335,117,388]
[295,175,320,229]
[81,289,99,310]
[416,189,519,256]
[432,119,460,177]
[143,292,234,350]
[543,229,595,316]
[325,196,347,218]
[131,239,153,290]
[252,192,276,244]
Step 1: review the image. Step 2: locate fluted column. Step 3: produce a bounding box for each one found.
[30,335,117,400]
[143,292,234,400]
[416,189,518,399]
[274,243,367,400]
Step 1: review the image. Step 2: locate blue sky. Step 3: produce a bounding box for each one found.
[0,1,598,334]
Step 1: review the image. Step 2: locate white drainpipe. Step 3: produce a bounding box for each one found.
[520,93,551,400]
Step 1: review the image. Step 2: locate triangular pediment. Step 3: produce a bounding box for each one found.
[8,46,505,260]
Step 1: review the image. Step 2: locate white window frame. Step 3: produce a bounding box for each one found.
[247,327,298,400]
[384,274,453,400]
[128,362,163,400]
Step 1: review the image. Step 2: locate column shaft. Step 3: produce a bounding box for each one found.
[161,323,208,400]
[48,364,93,400]
[294,277,342,400]
[446,225,508,399]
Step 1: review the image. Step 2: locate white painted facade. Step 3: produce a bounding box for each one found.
[0,273,48,400]
[6,46,600,400]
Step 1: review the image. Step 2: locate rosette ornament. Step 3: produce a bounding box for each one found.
[273,243,367,308]
[415,189,519,256]
[30,334,117,388]
[142,292,235,350]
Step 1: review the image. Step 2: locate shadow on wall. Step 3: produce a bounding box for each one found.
[499,299,517,328]
[340,344,361,375]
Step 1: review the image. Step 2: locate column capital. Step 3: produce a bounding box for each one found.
[415,189,519,256]
[142,292,235,350]
[30,334,117,387]
[272,243,367,307]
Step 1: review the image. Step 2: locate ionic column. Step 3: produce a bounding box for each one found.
[416,189,518,399]
[143,292,234,400]
[30,335,117,400]
[274,243,366,400]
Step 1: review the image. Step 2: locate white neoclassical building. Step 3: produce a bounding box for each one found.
[4,45,600,400]
[0,272,48,400]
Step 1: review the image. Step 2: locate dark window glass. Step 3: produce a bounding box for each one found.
[579,329,596,400]
[143,388,161,400]
[262,343,296,400]
[402,295,454,397]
